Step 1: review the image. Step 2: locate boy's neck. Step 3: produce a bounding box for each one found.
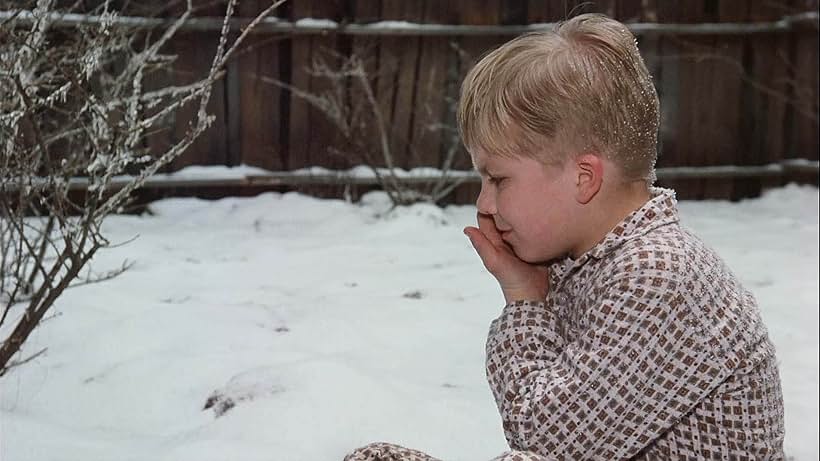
[571,181,652,258]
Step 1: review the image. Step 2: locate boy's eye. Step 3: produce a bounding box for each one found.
[489,176,506,185]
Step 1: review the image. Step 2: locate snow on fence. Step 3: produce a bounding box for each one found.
[6,159,818,195]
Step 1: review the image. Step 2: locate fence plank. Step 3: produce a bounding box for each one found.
[284,0,346,172]
[631,0,664,192]
[791,1,819,166]
[526,0,549,23]
[374,2,400,167]
[653,2,688,197]
[739,1,789,195]
[698,0,746,200]
[350,0,383,167]
[236,0,284,170]
[383,1,423,168]
[307,0,347,171]
[655,2,735,199]
[686,2,716,200]
[617,0,645,23]
[440,1,469,180]
[287,0,313,169]
[170,2,229,171]
[143,46,175,170]
[410,0,451,169]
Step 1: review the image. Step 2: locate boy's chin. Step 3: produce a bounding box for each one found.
[511,246,561,265]
[511,246,553,265]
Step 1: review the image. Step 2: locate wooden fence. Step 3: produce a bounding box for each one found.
[139,0,819,203]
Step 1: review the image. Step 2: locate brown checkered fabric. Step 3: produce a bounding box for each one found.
[343,443,442,461]
[343,442,548,461]
[345,188,785,460]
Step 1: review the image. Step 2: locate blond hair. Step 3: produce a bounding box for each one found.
[458,13,660,182]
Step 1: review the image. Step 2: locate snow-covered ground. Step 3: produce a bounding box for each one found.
[1,184,818,461]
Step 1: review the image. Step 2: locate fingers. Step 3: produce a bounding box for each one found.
[464,226,499,273]
[476,212,505,247]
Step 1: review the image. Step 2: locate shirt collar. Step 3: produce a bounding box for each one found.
[550,187,680,277]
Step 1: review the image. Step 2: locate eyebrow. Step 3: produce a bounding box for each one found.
[472,160,491,177]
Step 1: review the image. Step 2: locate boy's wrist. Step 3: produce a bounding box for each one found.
[499,272,551,305]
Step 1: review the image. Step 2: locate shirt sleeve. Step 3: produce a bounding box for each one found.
[485,274,732,459]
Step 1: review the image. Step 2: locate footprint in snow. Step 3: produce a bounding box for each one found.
[203,368,285,417]
[402,290,423,299]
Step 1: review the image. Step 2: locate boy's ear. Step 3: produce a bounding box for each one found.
[574,153,604,204]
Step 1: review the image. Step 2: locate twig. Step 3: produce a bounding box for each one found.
[0,347,47,377]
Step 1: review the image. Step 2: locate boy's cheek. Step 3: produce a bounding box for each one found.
[506,235,538,261]
[516,234,564,264]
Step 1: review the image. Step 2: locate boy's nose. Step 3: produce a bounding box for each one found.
[476,184,497,215]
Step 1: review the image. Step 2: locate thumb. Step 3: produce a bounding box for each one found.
[464,226,500,272]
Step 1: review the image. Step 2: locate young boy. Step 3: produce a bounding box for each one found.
[345,13,785,460]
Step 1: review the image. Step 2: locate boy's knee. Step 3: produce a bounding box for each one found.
[344,442,394,461]
[343,442,439,461]
[490,450,549,461]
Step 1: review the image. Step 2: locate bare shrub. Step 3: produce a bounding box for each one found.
[0,0,283,377]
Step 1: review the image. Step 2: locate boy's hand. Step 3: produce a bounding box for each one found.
[464,212,550,304]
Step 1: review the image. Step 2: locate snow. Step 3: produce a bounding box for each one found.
[148,164,274,180]
[293,18,339,28]
[366,20,433,30]
[1,184,818,460]
[14,162,816,194]
[289,165,477,179]
[110,161,820,184]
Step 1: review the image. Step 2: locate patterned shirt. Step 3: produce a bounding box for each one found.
[485,187,785,459]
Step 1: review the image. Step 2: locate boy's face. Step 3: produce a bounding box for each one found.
[472,149,581,264]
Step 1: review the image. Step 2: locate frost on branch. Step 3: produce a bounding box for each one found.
[0,0,285,377]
